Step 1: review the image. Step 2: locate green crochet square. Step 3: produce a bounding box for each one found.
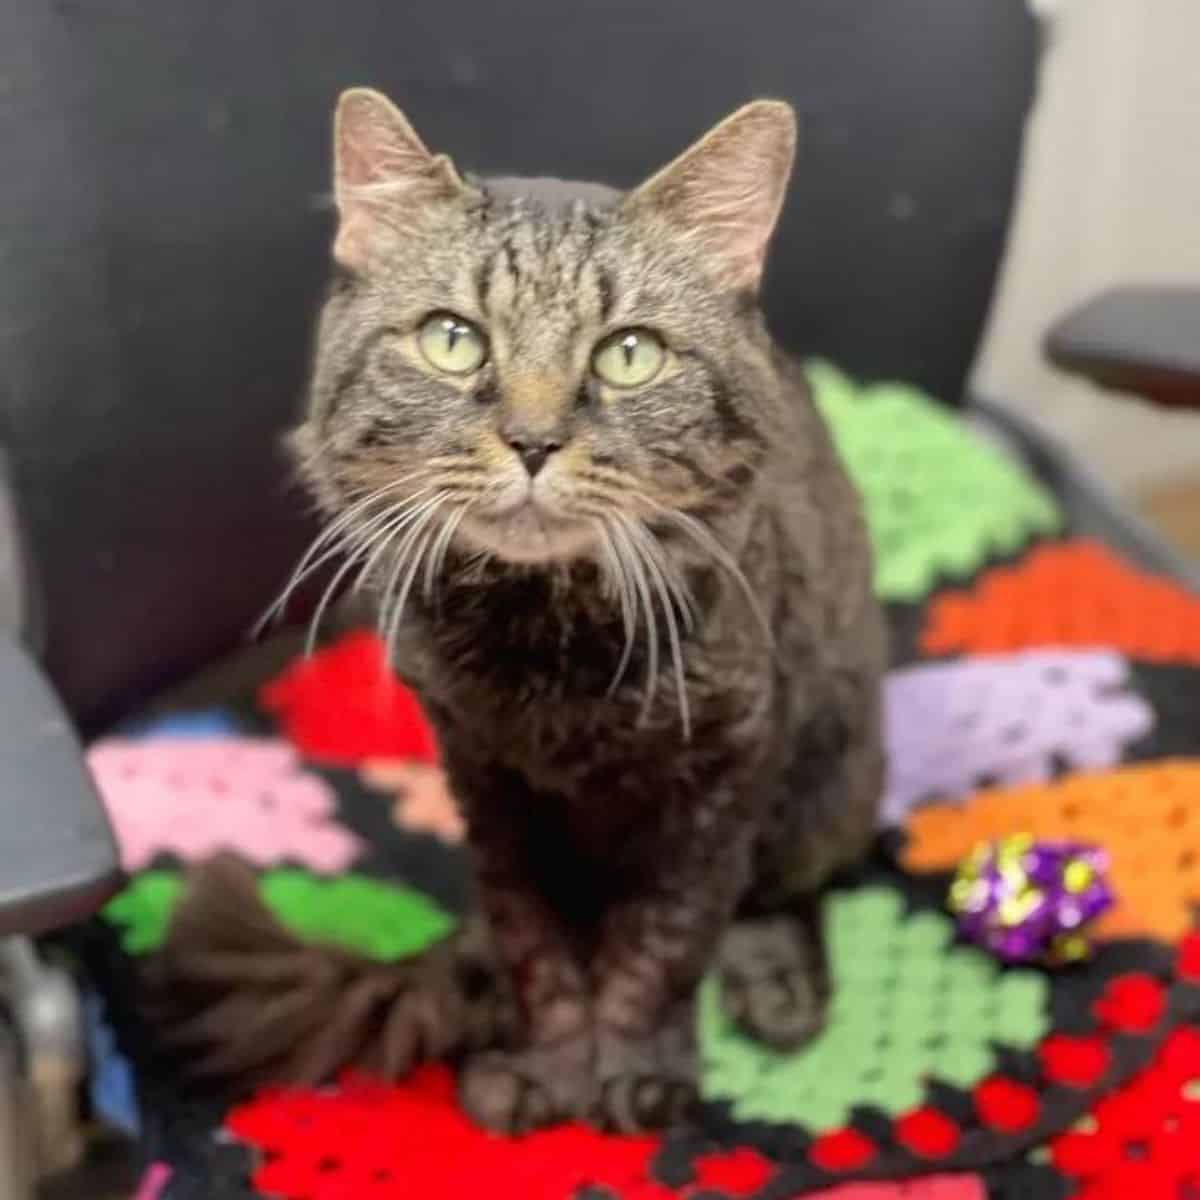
[102,871,187,955]
[807,360,1062,602]
[698,885,1050,1128]
[103,868,455,961]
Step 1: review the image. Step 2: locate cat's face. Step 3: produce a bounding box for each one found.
[294,91,795,570]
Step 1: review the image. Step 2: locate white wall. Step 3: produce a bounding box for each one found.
[973,0,1200,495]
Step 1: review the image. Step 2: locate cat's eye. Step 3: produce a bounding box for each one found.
[417,312,488,375]
[591,328,666,389]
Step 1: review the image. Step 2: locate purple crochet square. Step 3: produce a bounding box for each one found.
[883,649,1153,827]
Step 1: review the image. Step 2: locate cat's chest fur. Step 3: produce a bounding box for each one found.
[392,553,774,793]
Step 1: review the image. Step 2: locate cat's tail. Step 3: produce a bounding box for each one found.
[144,855,510,1089]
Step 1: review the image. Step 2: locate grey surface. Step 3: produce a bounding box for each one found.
[970,396,1200,588]
[0,0,1038,733]
[0,638,120,937]
[0,453,22,642]
[1046,286,1200,407]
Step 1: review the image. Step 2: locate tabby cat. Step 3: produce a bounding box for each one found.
[156,89,884,1135]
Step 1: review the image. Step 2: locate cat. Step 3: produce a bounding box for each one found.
[153,88,884,1135]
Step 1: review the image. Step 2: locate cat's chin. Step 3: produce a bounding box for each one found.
[459,507,598,566]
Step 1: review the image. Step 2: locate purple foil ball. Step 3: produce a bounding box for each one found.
[948,835,1114,965]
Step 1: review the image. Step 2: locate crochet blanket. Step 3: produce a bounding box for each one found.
[76,363,1200,1200]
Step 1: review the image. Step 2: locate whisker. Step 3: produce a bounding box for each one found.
[622,519,691,739]
[611,514,659,727]
[296,473,423,564]
[382,502,445,667]
[352,487,438,596]
[461,546,494,585]
[629,523,698,634]
[575,464,631,486]
[627,492,774,650]
[664,508,774,649]
[374,492,450,635]
[596,518,638,696]
[253,473,424,637]
[300,491,445,661]
[302,538,375,657]
[416,476,486,493]
[296,499,435,656]
[423,502,472,602]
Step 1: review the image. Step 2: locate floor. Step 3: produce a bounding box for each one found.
[1137,476,1200,561]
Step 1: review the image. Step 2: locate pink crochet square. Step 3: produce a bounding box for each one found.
[88,737,362,872]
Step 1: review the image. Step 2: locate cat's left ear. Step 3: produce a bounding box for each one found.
[624,101,796,292]
[332,88,469,269]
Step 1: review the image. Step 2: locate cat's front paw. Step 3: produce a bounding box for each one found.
[591,1022,698,1133]
[458,1036,592,1133]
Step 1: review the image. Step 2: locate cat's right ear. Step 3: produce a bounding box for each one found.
[623,101,796,293]
[332,88,467,269]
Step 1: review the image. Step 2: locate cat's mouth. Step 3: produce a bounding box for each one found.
[460,498,597,565]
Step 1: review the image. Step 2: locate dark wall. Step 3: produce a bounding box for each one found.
[0,0,1037,729]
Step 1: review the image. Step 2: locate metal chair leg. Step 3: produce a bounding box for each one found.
[0,1012,34,1200]
[0,938,85,1184]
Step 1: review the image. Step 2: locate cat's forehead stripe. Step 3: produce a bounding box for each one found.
[474,193,616,338]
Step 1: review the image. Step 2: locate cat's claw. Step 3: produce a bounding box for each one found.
[458,1037,592,1134]
[591,1025,698,1133]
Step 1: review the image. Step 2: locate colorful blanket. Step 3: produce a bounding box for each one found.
[77,364,1200,1200]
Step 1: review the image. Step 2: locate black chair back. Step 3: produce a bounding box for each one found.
[0,0,1037,730]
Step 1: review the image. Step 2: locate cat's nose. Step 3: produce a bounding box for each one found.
[503,434,563,478]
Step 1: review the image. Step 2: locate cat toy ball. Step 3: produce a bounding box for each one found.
[949,834,1114,965]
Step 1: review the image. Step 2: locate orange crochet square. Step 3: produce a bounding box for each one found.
[921,541,1200,663]
[901,761,1200,943]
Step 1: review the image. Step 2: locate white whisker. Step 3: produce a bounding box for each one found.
[301,491,443,658]
[302,538,373,657]
[253,473,423,637]
[665,508,774,649]
[630,494,773,650]
[303,487,450,656]
[352,487,437,596]
[629,519,698,634]
[623,519,691,739]
[424,503,471,602]
[382,503,445,667]
[374,492,450,634]
[612,515,659,726]
[596,518,638,696]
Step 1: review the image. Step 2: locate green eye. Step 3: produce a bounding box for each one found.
[591,328,666,388]
[417,312,488,375]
